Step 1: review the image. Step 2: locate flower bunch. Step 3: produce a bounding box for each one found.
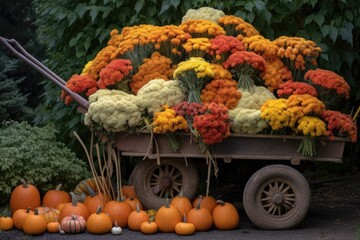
[84,46,118,80]
[107,29,123,47]
[152,105,188,133]
[273,36,321,79]
[217,15,259,40]
[152,25,190,63]
[296,116,326,156]
[322,110,357,142]
[173,57,214,103]
[277,81,318,98]
[200,79,241,109]
[208,35,245,63]
[236,86,276,110]
[182,38,212,57]
[304,68,350,110]
[112,25,159,70]
[210,63,233,79]
[229,107,268,134]
[193,102,230,145]
[131,52,175,94]
[97,59,133,92]
[260,59,293,91]
[242,35,279,60]
[260,99,292,130]
[61,74,98,105]
[180,19,226,38]
[223,51,266,90]
[182,7,225,23]
[173,101,205,136]
[287,94,325,116]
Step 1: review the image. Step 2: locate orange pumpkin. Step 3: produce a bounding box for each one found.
[87,206,113,234]
[37,207,60,223]
[0,216,13,231]
[42,184,71,208]
[60,214,86,234]
[58,192,89,222]
[124,197,143,210]
[128,203,148,231]
[187,198,213,231]
[12,207,34,229]
[22,208,47,235]
[175,214,195,236]
[170,191,192,216]
[47,221,60,233]
[83,185,110,214]
[155,198,182,233]
[10,179,41,213]
[102,199,133,228]
[121,185,137,198]
[140,220,158,234]
[192,195,217,213]
[212,200,239,230]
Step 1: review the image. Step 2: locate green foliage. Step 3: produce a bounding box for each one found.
[31,0,359,153]
[0,121,91,205]
[0,54,33,122]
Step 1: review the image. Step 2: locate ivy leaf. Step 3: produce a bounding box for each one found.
[69,32,83,47]
[244,2,254,12]
[345,10,353,21]
[102,7,112,18]
[339,27,353,45]
[75,3,88,18]
[329,26,338,43]
[159,0,171,15]
[98,29,111,44]
[314,14,324,27]
[135,0,145,14]
[253,0,265,11]
[321,25,330,37]
[305,14,314,25]
[67,12,77,26]
[89,7,99,23]
[170,0,180,8]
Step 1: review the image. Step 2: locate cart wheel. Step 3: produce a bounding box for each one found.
[132,158,199,210]
[243,164,310,230]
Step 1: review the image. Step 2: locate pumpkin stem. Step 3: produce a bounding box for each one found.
[114,221,119,227]
[34,208,39,215]
[179,189,184,197]
[195,198,202,210]
[182,213,187,223]
[216,200,225,206]
[26,207,31,213]
[20,179,28,188]
[149,215,155,222]
[165,197,170,208]
[55,184,63,191]
[69,192,78,206]
[96,205,102,214]
[136,203,141,213]
[85,184,96,197]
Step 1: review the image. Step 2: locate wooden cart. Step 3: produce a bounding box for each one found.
[1,37,350,230]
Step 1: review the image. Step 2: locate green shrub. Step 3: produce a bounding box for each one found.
[0,121,91,205]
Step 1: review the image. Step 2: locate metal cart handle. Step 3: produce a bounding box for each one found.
[0,36,89,113]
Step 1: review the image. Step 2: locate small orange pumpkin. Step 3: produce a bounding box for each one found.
[47,221,60,233]
[128,203,149,231]
[102,199,133,228]
[83,185,110,214]
[121,185,137,198]
[0,215,13,231]
[124,196,143,210]
[22,208,47,235]
[87,206,113,234]
[140,218,158,234]
[212,200,239,230]
[192,195,217,214]
[171,190,192,216]
[10,179,41,213]
[12,207,34,229]
[58,192,89,222]
[155,198,182,233]
[175,213,195,236]
[42,184,71,209]
[187,198,213,231]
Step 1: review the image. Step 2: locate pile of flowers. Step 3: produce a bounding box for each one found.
[61,7,358,157]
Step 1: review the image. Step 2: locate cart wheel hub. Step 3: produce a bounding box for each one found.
[272,193,284,204]
[160,176,172,188]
